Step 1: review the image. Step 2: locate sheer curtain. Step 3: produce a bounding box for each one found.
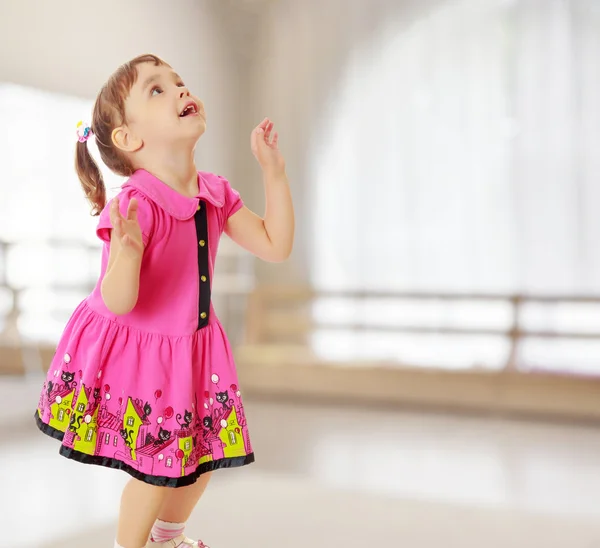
[308,0,600,371]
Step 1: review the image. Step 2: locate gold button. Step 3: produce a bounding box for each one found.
[197,203,201,211]
[200,312,207,319]
[199,240,205,247]
[201,275,207,282]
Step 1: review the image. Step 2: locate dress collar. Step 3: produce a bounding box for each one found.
[122,169,225,220]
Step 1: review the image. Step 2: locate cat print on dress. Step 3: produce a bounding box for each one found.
[61,371,75,391]
[216,391,229,410]
[176,410,193,429]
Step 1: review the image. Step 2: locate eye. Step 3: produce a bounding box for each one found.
[150,86,163,96]
[177,81,186,88]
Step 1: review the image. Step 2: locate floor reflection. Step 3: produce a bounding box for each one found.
[2,378,600,547]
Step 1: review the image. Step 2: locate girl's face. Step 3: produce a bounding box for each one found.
[122,62,206,153]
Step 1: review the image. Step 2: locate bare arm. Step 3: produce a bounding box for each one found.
[225,170,294,262]
[225,119,295,262]
[100,198,144,315]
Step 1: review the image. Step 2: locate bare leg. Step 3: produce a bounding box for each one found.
[117,478,170,548]
[157,472,213,524]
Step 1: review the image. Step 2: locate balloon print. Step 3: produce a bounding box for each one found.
[164,407,174,420]
[211,374,219,384]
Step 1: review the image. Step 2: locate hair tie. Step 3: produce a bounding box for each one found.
[76,121,93,143]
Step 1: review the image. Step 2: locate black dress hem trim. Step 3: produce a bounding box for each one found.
[34,411,255,488]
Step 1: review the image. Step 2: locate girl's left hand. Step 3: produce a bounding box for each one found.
[251,118,286,176]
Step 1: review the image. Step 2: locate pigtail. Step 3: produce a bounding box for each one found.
[72,54,167,217]
[75,138,106,217]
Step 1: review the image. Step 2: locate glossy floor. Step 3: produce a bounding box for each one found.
[2,376,600,548]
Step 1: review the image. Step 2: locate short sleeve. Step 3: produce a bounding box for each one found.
[218,175,244,219]
[96,190,155,246]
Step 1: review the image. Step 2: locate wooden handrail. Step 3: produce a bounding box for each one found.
[251,286,600,303]
[242,286,600,372]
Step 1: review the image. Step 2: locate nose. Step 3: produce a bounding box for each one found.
[179,88,190,98]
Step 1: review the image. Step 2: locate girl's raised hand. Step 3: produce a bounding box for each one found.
[251,118,286,176]
[110,198,144,260]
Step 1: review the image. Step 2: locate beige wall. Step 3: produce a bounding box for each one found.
[0,0,238,175]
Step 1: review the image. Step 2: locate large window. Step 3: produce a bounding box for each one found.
[309,0,600,373]
[0,84,124,343]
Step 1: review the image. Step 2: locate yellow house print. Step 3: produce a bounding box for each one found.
[219,407,246,458]
[71,385,100,455]
[123,398,150,461]
[48,388,75,432]
[179,433,194,476]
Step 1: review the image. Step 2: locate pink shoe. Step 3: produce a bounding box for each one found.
[146,534,210,548]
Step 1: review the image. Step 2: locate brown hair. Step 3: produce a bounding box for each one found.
[75,54,169,216]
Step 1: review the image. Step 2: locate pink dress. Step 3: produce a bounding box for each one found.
[35,169,254,487]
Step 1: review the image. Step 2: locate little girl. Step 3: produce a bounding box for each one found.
[34,53,294,548]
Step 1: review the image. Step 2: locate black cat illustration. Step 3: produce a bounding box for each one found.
[143,402,152,420]
[61,371,75,391]
[46,380,54,397]
[69,413,83,432]
[156,427,171,445]
[202,416,213,429]
[176,410,193,429]
[120,428,134,447]
[93,387,101,402]
[216,391,229,409]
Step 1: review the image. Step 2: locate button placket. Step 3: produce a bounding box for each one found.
[194,200,211,329]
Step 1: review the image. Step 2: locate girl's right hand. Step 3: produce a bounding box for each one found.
[110,198,144,260]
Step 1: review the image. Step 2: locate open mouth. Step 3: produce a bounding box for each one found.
[179,102,198,117]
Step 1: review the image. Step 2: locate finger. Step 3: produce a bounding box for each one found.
[264,122,274,142]
[251,128,260,154]
[110,200,124,237]
[272,131,279,147]
[113,216,123,239]
[126,198,139,222]
[109,199,118,224]
[257,118,270,131]
[254,124,266,147]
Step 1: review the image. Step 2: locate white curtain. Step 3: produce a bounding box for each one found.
[312,0,600,294]
[308,0,600,371]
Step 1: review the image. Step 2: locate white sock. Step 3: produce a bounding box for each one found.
[114,542,125,548]
[150,519,186,542]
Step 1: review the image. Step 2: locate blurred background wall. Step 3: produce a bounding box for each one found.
[3,2,600,547]
[2,0,600,416]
